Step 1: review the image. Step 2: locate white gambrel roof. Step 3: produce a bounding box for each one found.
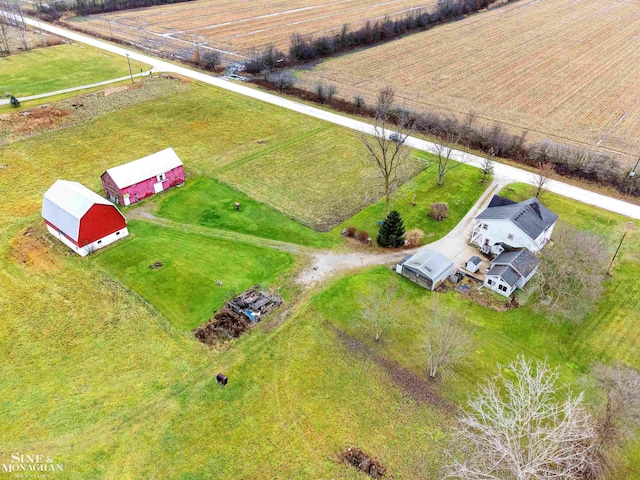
[42,180,116,241]
[104,147,183,189]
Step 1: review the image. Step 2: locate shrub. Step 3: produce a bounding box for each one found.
[354,94,365,111]
[266,71,297,92]
[346,226,357,237]
[430,203,449,221]
[377,211,406,248]
[201,51,221,71]
[404,228,425,247]
[357,230,370,242]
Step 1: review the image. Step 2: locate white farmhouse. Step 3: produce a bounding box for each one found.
[471,195,558,255]
[484,249,540,297]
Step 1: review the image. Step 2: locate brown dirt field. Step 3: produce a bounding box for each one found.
[69,0,437,59]
[297,0,640,164]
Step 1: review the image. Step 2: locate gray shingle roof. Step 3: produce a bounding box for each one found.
[403,248,453,280]
[492,249,540,278]
[476,195,559,240]
[486,265,521,287]
[468,256,481,265]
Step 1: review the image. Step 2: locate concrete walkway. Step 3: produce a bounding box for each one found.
[7,13,640,221]
[0,71,153,105]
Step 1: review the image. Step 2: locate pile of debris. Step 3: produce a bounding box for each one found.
[194,287,282,346]
[227,287,282,323]
[149,261,164,269]
[194,309,250,345]
[343,447,388,478]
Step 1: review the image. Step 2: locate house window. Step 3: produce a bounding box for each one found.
[487,279,493,285]
[507,233,514,241]
[157,173,167,182]
[482,223,488,230]
[97,240,102,245]
[116,232,120,236]
[499,284,507,292]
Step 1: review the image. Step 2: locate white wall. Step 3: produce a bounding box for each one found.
[472,219,541,253]
[47,225,129,257]
[484,275,516,297]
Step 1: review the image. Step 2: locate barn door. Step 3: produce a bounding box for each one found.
[153,182,164,193]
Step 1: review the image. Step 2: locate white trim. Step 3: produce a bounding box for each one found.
[46,225,129,256]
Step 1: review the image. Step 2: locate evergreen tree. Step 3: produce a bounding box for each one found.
[377,210,405,247]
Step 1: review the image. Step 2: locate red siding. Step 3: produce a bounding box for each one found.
[101,172,124,204]
[102,166,184,205]
[78,204,126,246]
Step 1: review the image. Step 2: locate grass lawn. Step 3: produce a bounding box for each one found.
[308,185,640,474]
[0,81,421,231]
[95,220,295,330]
[0,43,150,97]
[0,219,449,479]
[335,155,488,242]
[155,177,339,248]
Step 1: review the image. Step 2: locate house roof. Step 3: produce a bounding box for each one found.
[468,256,482,265]
[492,248,540,278]
[42,180,115,241]
[103,147,183,189]
[486,265,521,287]
[403,248,453,280]
[476,195,558,240]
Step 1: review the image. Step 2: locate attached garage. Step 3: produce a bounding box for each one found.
[42,180,129,256]
[101,147,184,205]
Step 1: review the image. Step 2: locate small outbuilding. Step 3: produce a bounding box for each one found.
[484,248,540,297]
[42,180,128,256]
[466,256,482,273]
[101,147,184,205]
[396,248,455,291]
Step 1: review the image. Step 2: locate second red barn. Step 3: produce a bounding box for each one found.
[101,147,184,205]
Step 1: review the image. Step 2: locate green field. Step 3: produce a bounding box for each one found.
[0,80,422,231]
[95,220,295,330]
[156,177,339,248]
[0,219,449,479]
[335,155,487,241]
[0,43,150,97]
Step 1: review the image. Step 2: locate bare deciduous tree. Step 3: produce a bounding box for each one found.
[358,282,402,342]
[533,161,554,197]
[359,86,410,216]
[0,13,10,54]
[537,222,609,322]
[424,301,471,380]
[448,356,599,480]
[594,363,640,446]
[434,130,468,186]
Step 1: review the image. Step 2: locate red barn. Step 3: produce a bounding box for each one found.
[101,147,184,206]
[42,180,129,256]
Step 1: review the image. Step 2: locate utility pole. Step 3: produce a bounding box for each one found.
[607,232,627,276]
[126,53,134,84]
[107,20,113,38]
[627,155,640,195]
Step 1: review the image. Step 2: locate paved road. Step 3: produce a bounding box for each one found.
[11,14,640,221]
[0,71,153,105]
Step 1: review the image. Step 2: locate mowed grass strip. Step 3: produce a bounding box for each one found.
[156,177,339,248]
[96,221,295,330]
[336,156,487,242]
[0,43,150,97]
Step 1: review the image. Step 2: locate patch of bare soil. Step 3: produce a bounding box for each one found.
[9,226,59,271]
[332,327,456,413]
[343,447,389,479]
[6,106,71,136]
